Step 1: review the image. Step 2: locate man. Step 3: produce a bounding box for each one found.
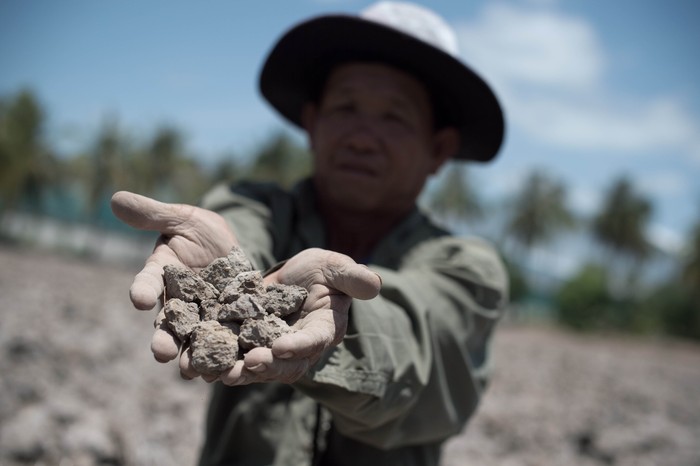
[111,2,508,465]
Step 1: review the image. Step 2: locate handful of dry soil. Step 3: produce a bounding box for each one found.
[160,247,307,377]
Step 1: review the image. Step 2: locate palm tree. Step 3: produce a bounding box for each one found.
[425,162,481,231]
[209,154,243,185]
[591,176,653,293]
[246,132,311,188]
[0,90,55,220]
[644,217,700,340]
[86,117,125,225]
[503,170,576,260]
[121,125,207,203]
[681,217,700,295]
[142,126,183,199]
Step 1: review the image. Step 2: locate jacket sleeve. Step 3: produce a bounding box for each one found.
[294,236,509,449]
[199,181,292,271]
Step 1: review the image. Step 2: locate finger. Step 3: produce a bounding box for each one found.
[322,258,382,300]
[130,262,164,310]
[219,360,247,386]
[130,240,181,310]
[112,191,239,271]
[242,346,275,368]
[243,348,310,383]
[278,249,381,300]
[111,191,195,236]
[151,325,180,362]
[178,346,200,380]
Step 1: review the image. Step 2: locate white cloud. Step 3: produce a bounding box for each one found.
[648,223,684,254]
[523,0,560,6]
[513,95,700,154]
[479,168,527,198]
[570,185,601,216]
[310,0,358,5]
[453,3,700,162]
[638,171,689,197]
[456,3,604,91]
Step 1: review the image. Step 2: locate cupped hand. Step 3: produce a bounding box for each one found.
[218,248,382,386]
[111,191,238,362]
[112,192,382,385]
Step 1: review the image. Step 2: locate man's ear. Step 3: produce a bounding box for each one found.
[430,127,459,173]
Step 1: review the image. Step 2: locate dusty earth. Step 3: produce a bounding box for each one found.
[160,249,307,376]
[1,245,699,465]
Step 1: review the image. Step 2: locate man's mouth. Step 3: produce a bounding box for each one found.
[336,162,378,177]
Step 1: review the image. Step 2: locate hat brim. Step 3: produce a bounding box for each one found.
[259,15,504,162]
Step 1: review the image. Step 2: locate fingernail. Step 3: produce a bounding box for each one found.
[248,363,267,373]
[374,272,383,286]
[277,351,294,359]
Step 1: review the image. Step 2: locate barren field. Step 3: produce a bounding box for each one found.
[1,245,699,465]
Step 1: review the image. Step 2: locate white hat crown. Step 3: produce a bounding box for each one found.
[361,1,459,58]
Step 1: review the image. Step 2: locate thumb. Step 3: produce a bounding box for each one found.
[329,262,383,301]
[111,191,195,235]
[294,249,382,300]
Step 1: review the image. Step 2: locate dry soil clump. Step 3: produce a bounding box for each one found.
[161,247,307,376]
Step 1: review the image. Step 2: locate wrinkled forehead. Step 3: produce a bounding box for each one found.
[313,59,441,126]
[324,62,430,101]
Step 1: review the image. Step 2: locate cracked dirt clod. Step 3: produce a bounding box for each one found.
[163,298,200,341]
[218,294,266,322]
[218,270,264,304]
[199,299,221,321]
[190,321,239,375]
[238,314,293,351]
[199,253,253,293]
[161,246,308,375]
[262,283,309,318]
[163,265,218,302]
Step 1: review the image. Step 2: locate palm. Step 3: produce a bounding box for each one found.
[268,249,359,352]
[226,248,380,385]
[111,191,238,309]
[158,217,233,271]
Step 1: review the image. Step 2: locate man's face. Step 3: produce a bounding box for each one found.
[303,62,456,217]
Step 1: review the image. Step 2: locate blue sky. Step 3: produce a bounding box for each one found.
[1,0,699,257]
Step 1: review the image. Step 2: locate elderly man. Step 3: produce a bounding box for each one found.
[111,2,508,465]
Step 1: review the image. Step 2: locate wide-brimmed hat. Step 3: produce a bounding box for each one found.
[259,1,504,162]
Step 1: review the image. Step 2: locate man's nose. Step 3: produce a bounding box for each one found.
[344,117,380,153]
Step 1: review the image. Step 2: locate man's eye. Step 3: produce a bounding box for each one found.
[385,112,406,124]
[331,103,355,113]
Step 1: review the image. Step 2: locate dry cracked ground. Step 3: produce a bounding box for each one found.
[1,245,699,465]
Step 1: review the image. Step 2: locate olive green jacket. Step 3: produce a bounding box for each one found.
[197,179,508,466]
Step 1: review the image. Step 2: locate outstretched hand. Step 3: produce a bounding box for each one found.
[111,191,382,385]
[217,248,381,385]
[111,191,239,309]
[111,191,239,361]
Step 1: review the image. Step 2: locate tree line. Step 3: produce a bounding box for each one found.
[2,89,698,340]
